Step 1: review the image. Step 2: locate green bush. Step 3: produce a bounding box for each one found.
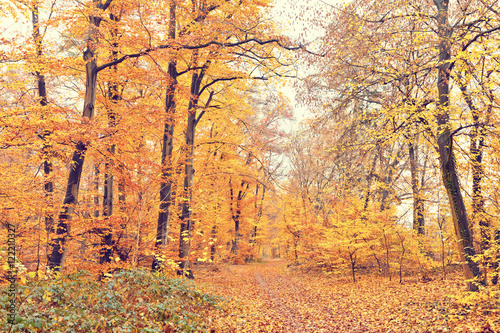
[0,269,225,332]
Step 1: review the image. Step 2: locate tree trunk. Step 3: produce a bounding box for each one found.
[492,230,500,285]
[153,2,177,271]
[100,11,120,264]
[409,137,425,235]
[251,184,260,245]
[439,217,447,279]
[349,250,356,283]
[100,158,114,264]
[93,164,100,218]
[383,231,391,281]
[457,70,491,254]
[178,67,202,278]
[379,149,402,212]
[178,101,196,278]
[177,53,212,277]
[118,180,126,222]
[210,224,217,262]
[251,183,265,246]
[434,0,482,291]
[470,108,488,253]
[397,232,405,284]
[363,152,378,212]
[229,179,246,255]
[32,3,53,235]
[48,2,110,271]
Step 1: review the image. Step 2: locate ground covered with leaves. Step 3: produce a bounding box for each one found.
[2,261,500,332]
[197,260,500,333]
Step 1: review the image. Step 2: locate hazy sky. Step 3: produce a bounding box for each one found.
[270,0,345,130]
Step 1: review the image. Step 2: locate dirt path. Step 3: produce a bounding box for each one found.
[196,260,496,333]
[249,261,341,333]
[197,260,365,332]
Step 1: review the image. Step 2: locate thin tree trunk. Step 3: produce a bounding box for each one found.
[118,181,125,215]
[439,217,446,279]
[177,56,212,277]
[492,229,500,285]
[434,0,482,291]
[397,232,405,284]
[229,179,237,254]
[100,159,114,264]
[251,183,260,245]
[178,97,196,278]
[229,179,246,255]
[363,152,378,212]
[131,191,144,267]
[349,250,356,283]
[470,105,490,253]
[153,2,177,271]
[93,164,100,218]
[99,9,123,265]
[32,3,53,236]
[409,137,425,234]
[458,69,496,284]
[383,231,391,281]
[251,183,265,245]
[178,65,202,278]
[254,185,266,243]
[100,35,116,265]
[457,71,491,253]
[379,149,402,212]
[210,224,217,262]
[116,177,127,245]
[174,4,217,274]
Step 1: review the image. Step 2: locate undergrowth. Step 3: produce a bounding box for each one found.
[0,268,227,333]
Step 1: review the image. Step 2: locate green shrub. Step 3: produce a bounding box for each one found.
[0,269,225,332]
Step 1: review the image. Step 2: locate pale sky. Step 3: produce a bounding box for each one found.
[270,0,345,130]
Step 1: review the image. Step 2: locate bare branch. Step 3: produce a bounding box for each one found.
[96,38,307,73]
[195,91,214,126]
[99,0,113,11]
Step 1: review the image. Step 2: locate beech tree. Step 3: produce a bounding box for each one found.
[47,0,116,271]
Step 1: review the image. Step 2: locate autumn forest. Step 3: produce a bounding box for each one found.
[2,0,500,332]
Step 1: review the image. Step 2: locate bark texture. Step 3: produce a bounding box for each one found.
[153,2,177,271]
[48,0,112,271]
[409,138,425,235]
[434,0,482,291]
[31,4,54,235]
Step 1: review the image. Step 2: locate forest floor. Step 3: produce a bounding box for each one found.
[196,259,500,333]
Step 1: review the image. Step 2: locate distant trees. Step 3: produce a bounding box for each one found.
[286,0,500,290]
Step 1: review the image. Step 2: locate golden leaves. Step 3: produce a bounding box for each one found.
[199,260,500,333]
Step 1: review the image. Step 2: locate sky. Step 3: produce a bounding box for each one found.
[270,0,345,130]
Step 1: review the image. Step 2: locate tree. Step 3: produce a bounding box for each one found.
[48,0,115,271]
[152,0,177,271]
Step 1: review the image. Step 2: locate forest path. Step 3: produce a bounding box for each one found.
[196,259,494,332]
[249,260,340,332]
[197,259,370,332]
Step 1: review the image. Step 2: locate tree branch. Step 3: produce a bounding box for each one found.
[99,0,113,11]
[195,91,214,126]
[96,38,307,73]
